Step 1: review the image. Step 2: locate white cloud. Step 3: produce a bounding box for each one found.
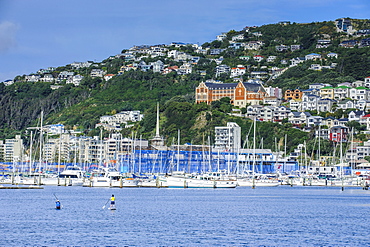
[0,21,18,52]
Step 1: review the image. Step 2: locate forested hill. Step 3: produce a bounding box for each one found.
[1,18,370,153]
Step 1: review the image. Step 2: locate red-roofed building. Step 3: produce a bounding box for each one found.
[253,55,264,62]
[230,65,246,78]
[104,74,115,81]
[162,66,179,74]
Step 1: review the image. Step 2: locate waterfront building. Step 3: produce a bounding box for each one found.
[214,122,241,151]
[4,135,24,163]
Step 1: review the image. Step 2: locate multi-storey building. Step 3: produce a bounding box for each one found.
[329,126,349,142]
[195,81,267,107]
[301,94,320,111]
[284,89,303,100]
[214,122,241,151]
[245,105,290,122]
[334,86,351,100]
[349,87,368,100]
[320,86,334,99]
[4,135,24,163]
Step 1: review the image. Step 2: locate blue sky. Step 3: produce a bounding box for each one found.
[0,0,369,82]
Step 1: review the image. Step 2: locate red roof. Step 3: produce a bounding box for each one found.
[362,114,370,118]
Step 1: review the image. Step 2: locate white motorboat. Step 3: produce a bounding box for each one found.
[57,165,86,186]
[83,167,138,187]
[167,172,237,188]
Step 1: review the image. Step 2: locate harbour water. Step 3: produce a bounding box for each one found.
[1,186,370,246]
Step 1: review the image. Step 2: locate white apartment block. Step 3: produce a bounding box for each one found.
[214,122,241,151]
[4,135,23,163]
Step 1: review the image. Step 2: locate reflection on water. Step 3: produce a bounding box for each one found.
[0,186,369,246]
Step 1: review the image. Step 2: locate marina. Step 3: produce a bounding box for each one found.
[1,186,370,246]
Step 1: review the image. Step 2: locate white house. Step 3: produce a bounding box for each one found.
[66,74,84,86]
[40,74,54,83]
[104,74,115,81]
[90,69,105,78]
[301,94,320,111]
[289,99,301,111]
[327,52,338,59]
[288,112,312,126]
[216,33,227,41]
[177,63,192,75]
[348,111,365,122]
[232,34,244,41]
[253,55,264,62]
[267,56,277,62]
[305,53,321,60]
[230,65,246,78]
[306,116,323,127]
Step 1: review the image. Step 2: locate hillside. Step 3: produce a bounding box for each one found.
[1,18,370,154]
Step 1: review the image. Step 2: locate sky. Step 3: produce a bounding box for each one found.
[0,0,369,82]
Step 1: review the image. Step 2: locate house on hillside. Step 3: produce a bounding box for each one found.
[290,57,305,67]
[276,44,289,52]
[306,116,323,127]
[230,65,246,78]
[162,66,179,74]
[329,126,349,142]
[327,52,338,59]
[284,89,303,100]
[320,86,334,99]
[25,74,41,82]
[290,45,301,51]
[337,99,355,110]
[288,112,312,126]
[316,40,331,49]
[301,94,320,111]
[40,74,54,83]
[348,110,365,122]
[318,98,335,112]
[150,60,165,73]
[216,33,227,41]
[104,74,115,81]
[244,41,264,50]
[232,34,244,41]
[215,64,230,76]
[90,69,105,78]
[66,75,84,86]
[305,53,321,60]
[339,40,358,48]
[267,56,277,62]
[253,55,264,62]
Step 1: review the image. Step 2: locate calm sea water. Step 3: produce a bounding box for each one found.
[0,185,369,246]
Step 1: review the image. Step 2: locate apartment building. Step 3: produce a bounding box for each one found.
[214,122,241,151]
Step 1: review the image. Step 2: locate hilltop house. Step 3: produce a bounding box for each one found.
[90,69,105,78]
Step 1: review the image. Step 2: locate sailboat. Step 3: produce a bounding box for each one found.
[237,117,279,187]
